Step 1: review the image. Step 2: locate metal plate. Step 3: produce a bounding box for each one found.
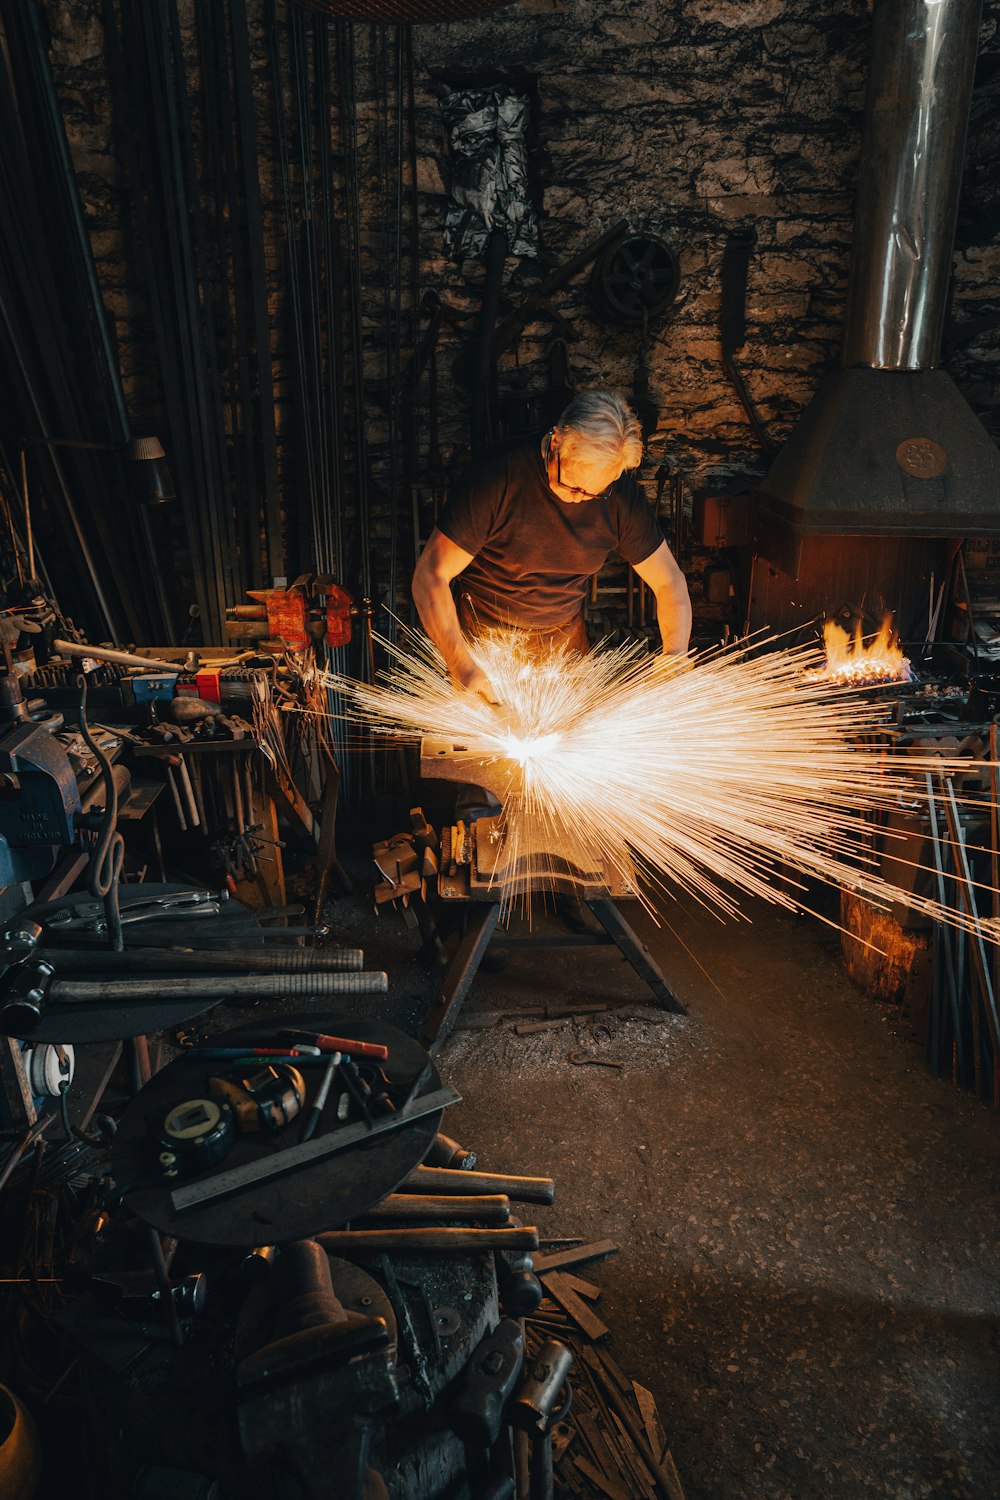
[2,991,222,1046]
[896,436,948,479]
[112,1015,441,1246]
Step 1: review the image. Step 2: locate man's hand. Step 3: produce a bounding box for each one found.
[656,650,694,678]
[455,660,501,704]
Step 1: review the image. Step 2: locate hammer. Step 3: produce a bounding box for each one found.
[509,1340,574,1500]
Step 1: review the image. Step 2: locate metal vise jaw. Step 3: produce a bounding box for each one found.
[0,720,81,886]
[236,1242,398,1500]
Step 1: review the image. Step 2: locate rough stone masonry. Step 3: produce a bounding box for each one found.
[40,0,1000,610]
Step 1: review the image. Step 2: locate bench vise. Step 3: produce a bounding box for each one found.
[0,674,81,887]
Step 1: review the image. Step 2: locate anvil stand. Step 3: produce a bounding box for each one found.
[417,738,686,1056]
[421,896,685,1058]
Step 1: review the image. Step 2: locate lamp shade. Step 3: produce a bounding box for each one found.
[126,435,175,506]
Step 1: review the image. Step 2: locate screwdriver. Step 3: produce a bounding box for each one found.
[276,1028,389,1061]
[299,1052,341,1143]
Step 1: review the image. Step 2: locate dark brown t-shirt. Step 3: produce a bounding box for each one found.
[437,435,662,630]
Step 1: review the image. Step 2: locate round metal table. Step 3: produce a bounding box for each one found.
[112,1015,441,1246]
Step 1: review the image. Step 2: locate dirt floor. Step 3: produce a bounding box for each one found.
[311,876,1000,1500]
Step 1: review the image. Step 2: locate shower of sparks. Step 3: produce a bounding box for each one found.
[322,628,1000,941]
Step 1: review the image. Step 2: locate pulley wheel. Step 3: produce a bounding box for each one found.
[592,234,680,324]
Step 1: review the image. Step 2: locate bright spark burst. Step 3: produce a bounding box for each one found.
[322,628,1000,942]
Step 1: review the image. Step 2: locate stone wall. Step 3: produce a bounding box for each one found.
[406,0,872,491]
[33,0,1000,631]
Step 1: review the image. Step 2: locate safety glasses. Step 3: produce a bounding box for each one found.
[546,434,615,501]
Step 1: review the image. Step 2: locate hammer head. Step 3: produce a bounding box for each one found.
[509,1339,574,1435]
[0,956,55,1032]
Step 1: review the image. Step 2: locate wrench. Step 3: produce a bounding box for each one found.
[566,1051,624,1069]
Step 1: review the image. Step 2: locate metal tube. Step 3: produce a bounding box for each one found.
[37,948,366,974]
[51,971,388,1002]
[843,0,984,370]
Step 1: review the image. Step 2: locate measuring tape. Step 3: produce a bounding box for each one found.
[208,1063,305,1133]
[159,1097,235,1178]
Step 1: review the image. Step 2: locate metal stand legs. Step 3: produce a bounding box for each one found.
[422,899,684,1057]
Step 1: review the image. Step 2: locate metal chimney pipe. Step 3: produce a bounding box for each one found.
[842,0,983,371]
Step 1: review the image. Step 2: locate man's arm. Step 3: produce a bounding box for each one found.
[411,529,496,699]
[632,540,693,657]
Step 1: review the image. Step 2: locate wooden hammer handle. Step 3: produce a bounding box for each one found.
[403,1163,555,1204]
[360,1193,510,1224]
[316,1227,539,1253]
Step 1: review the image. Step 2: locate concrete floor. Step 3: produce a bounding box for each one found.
[318,878,1000,1500]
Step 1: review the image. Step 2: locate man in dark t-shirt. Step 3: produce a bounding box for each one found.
[411,390,691,700]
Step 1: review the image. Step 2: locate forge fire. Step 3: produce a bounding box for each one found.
[803,617,913,687]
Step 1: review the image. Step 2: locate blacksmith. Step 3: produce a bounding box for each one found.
[411,390,692,699]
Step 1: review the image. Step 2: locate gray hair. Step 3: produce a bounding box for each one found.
[555,391,643,470]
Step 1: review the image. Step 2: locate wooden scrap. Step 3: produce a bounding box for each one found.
[542,1272,610,1342]
[559,1271,601,1301]
[608,1412,657,1500]
[595,1345,633,1397]
[581,1348,686,1500]
[577,1412,629,1490]
[632,1382,667,1468]
[533,1239,619,1273]
[560,1466,585,1497]
[572,1455,631,1500]
[548,999,613,1016]
[527,1305,571,1323]
[659,1449,687,1500]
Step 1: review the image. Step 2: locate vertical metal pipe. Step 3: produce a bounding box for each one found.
[843,0,984,370]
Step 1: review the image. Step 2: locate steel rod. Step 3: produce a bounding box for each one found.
[37,947,366,975]
[50,970,388,1003]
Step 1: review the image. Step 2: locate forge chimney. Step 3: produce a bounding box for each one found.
[753,0,1000,582]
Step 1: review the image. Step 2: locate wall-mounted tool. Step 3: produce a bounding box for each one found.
[590,233,679,325]
[424,1131,477,1170]
[239,1238,391,1382]
[225,577,353,652]
[495,1215,543,1317]
[449,1318,525,1449]
[720,229,776,457]
[510,1339,574,1500]
[0,669,81,886]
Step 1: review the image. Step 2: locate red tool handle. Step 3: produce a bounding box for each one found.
[310,1032,389,1060]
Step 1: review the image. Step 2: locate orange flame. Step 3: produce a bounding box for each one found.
[805,617,912,687]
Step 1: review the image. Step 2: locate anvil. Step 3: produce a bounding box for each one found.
[420,736,633,900]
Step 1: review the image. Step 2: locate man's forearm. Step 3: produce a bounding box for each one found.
[655,585,693,656]
[412,569,476,678]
